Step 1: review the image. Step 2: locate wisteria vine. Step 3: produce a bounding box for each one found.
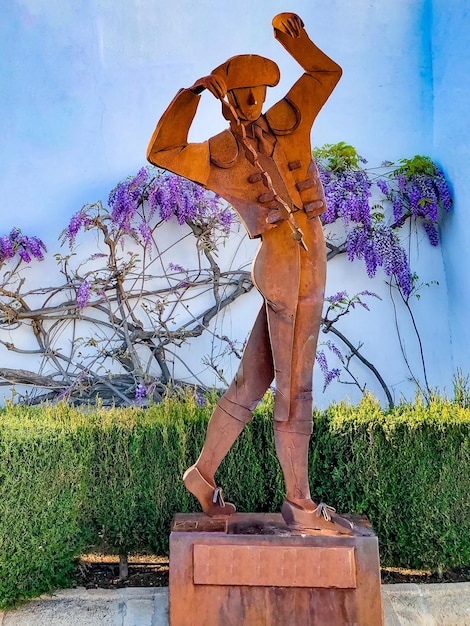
[313,143,452,400]
[0,144,453,407]
[0,167,240,406]
[64,167,232,250]
[315,143,452,298]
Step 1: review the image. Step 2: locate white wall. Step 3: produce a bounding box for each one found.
[432,1,470,378]
[0,0,456,406]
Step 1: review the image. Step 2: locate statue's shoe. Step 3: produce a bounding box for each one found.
[281,500,354,535]
[183,464,236,517]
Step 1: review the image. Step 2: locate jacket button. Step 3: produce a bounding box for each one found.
[266,209,283,224]
[304,200,324,213]
[248,172,263,183]
[296,178,316,192]
[258,191,276,203]
[288,160,302,171]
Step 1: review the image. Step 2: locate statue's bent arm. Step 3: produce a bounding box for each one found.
[146,88,211,186]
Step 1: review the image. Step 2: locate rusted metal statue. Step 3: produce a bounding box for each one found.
[147,13,352,534]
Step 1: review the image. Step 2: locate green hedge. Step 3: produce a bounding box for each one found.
[0,393,469,607]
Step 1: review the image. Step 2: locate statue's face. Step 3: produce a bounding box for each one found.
[228,86,267,123]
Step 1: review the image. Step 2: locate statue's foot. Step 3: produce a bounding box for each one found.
[281,499,354,535]
[183,464,236,517]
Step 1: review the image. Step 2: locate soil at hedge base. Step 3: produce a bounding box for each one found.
[75,554,470,590]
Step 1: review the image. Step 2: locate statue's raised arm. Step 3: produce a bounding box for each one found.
[146,84,211,185]
[268,12,342,133]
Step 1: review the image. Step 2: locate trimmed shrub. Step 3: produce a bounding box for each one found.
[0,393,469,607]
[0,403,96,607]
[309,395,470,569]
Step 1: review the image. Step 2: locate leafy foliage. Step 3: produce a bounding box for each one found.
[1,394,469,607]
[312,141,364,170]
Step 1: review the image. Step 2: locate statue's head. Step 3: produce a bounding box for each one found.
[212,54,280,123]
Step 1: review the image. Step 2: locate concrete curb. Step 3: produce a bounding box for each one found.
[0,587,169,626]
[1,583,469,625]
[382,582,470,626]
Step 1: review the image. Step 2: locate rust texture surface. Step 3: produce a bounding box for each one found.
[169,513,384,626]
[193,544,356,588]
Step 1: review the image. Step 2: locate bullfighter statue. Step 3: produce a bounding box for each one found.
[147,13,352,534]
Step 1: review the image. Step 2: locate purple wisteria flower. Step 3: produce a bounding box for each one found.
[148,172,232,233]
[77,280,91,310]
[376,178,389,195]
[355,290,380,310]
[318,164,372,227]
[316,349,328,373]
[0,228,46,264]
[0,236,14,261]
[138,221,152,246]
[397,174,406,192]
[392,195,405,228]
[326,291,348,305]
[326,340,343,361]
[18,249,31,263]
[108,167,149,233]
[135,385,148,404]
[422,222,440,246]
[434,169,452,212]
[380,159,452,245]
[219,209,233,233]
[63,206,94,247]
[316,349,341,392]
[347,224,412,296]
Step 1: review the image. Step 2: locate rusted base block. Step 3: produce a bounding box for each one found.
[169,512,383,626]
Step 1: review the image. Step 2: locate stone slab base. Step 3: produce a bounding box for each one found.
[169,512,383,625]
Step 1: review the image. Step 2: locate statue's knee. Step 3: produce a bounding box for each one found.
[273,389,312,423]
[218,394,253,425]
[273,419,313,436]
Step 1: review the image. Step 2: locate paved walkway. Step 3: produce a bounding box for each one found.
[1,583,470,625]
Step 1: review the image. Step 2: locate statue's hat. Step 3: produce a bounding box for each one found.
[212,54,280,91]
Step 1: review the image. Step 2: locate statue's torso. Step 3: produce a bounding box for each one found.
[206,113,326,239]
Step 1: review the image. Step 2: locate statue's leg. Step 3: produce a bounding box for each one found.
[273,420,313,503]
[267,294,318,508]
[183,304,274,516]
[273,282,325,508]
[270,295,353,534]
[262,216,352,533]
